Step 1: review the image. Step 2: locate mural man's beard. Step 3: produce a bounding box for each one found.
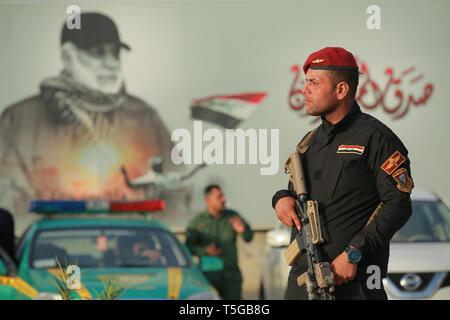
[69,49,124,96]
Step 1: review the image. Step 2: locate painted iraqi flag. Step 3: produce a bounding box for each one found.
[190,92,267,129]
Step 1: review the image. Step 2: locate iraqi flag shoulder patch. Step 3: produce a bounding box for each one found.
[337,145,365,155]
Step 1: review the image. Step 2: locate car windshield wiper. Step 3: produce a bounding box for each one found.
[75,264,101,268]
[113,261,153,268]
[114,264,148,268]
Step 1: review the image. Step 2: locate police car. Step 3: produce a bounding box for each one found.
[0,200,222,300]
[260,188,450,300]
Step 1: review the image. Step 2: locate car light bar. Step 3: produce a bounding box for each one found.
[29,200,165,214]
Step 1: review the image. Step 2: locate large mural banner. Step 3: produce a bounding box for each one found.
[0,10,268,232]
[0,12,194,230]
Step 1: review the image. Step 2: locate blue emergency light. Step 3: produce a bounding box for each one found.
[29,200,165,214]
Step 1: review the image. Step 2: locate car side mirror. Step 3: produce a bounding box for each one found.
[266,229,290,247]
[0,259,7,276]
[199,256,223,272]
[0,246,17,276]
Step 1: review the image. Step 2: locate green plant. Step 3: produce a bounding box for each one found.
[51,256,125,300]
[51,256,76,300]
[92,279,125,300]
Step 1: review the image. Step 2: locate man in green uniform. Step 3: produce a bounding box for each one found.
[186,185,253,300]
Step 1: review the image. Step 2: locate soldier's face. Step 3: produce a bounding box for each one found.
[302,69,339,116]
[206,188,226,212]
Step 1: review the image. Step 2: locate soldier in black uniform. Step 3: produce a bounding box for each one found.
[272,47,413,300]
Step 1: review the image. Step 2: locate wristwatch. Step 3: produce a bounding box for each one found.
[345,246,361,264]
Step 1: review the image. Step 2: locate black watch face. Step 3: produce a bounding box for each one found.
[348,249,361,263]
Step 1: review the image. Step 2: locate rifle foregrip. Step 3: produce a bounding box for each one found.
[307,200,324,245]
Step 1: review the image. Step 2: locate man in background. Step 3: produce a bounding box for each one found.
[186,185,253,300]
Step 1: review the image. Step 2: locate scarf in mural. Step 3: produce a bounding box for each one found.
[39,72,127,141]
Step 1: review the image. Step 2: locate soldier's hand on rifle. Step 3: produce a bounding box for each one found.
[330,251,357,286]
[275,196,301,230]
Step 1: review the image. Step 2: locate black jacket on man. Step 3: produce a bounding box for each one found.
[272,102,413,299]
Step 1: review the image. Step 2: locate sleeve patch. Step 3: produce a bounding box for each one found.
[392,168,413,193]
[381,150,406,175]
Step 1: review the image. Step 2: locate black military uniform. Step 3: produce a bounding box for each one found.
[272,102,413,300]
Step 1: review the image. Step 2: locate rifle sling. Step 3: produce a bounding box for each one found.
[364,201,384,227]
[296,127,319,154]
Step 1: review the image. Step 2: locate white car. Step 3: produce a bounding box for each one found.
[260,188,450,300]
[259,220,291,300]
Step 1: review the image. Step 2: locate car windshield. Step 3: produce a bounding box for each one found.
[30,226,190,269]
[391,200,450,243]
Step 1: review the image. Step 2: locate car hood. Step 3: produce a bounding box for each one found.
[26,266,211,300]
[388,242,450,273]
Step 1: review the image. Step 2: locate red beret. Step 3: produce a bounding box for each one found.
[303,47,358,74]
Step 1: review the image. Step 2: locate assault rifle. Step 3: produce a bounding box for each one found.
[284,151,335,300]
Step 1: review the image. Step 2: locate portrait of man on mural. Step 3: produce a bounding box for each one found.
[0,12,191,230]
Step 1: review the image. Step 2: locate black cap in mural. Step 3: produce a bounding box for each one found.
[61,12,130,50]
